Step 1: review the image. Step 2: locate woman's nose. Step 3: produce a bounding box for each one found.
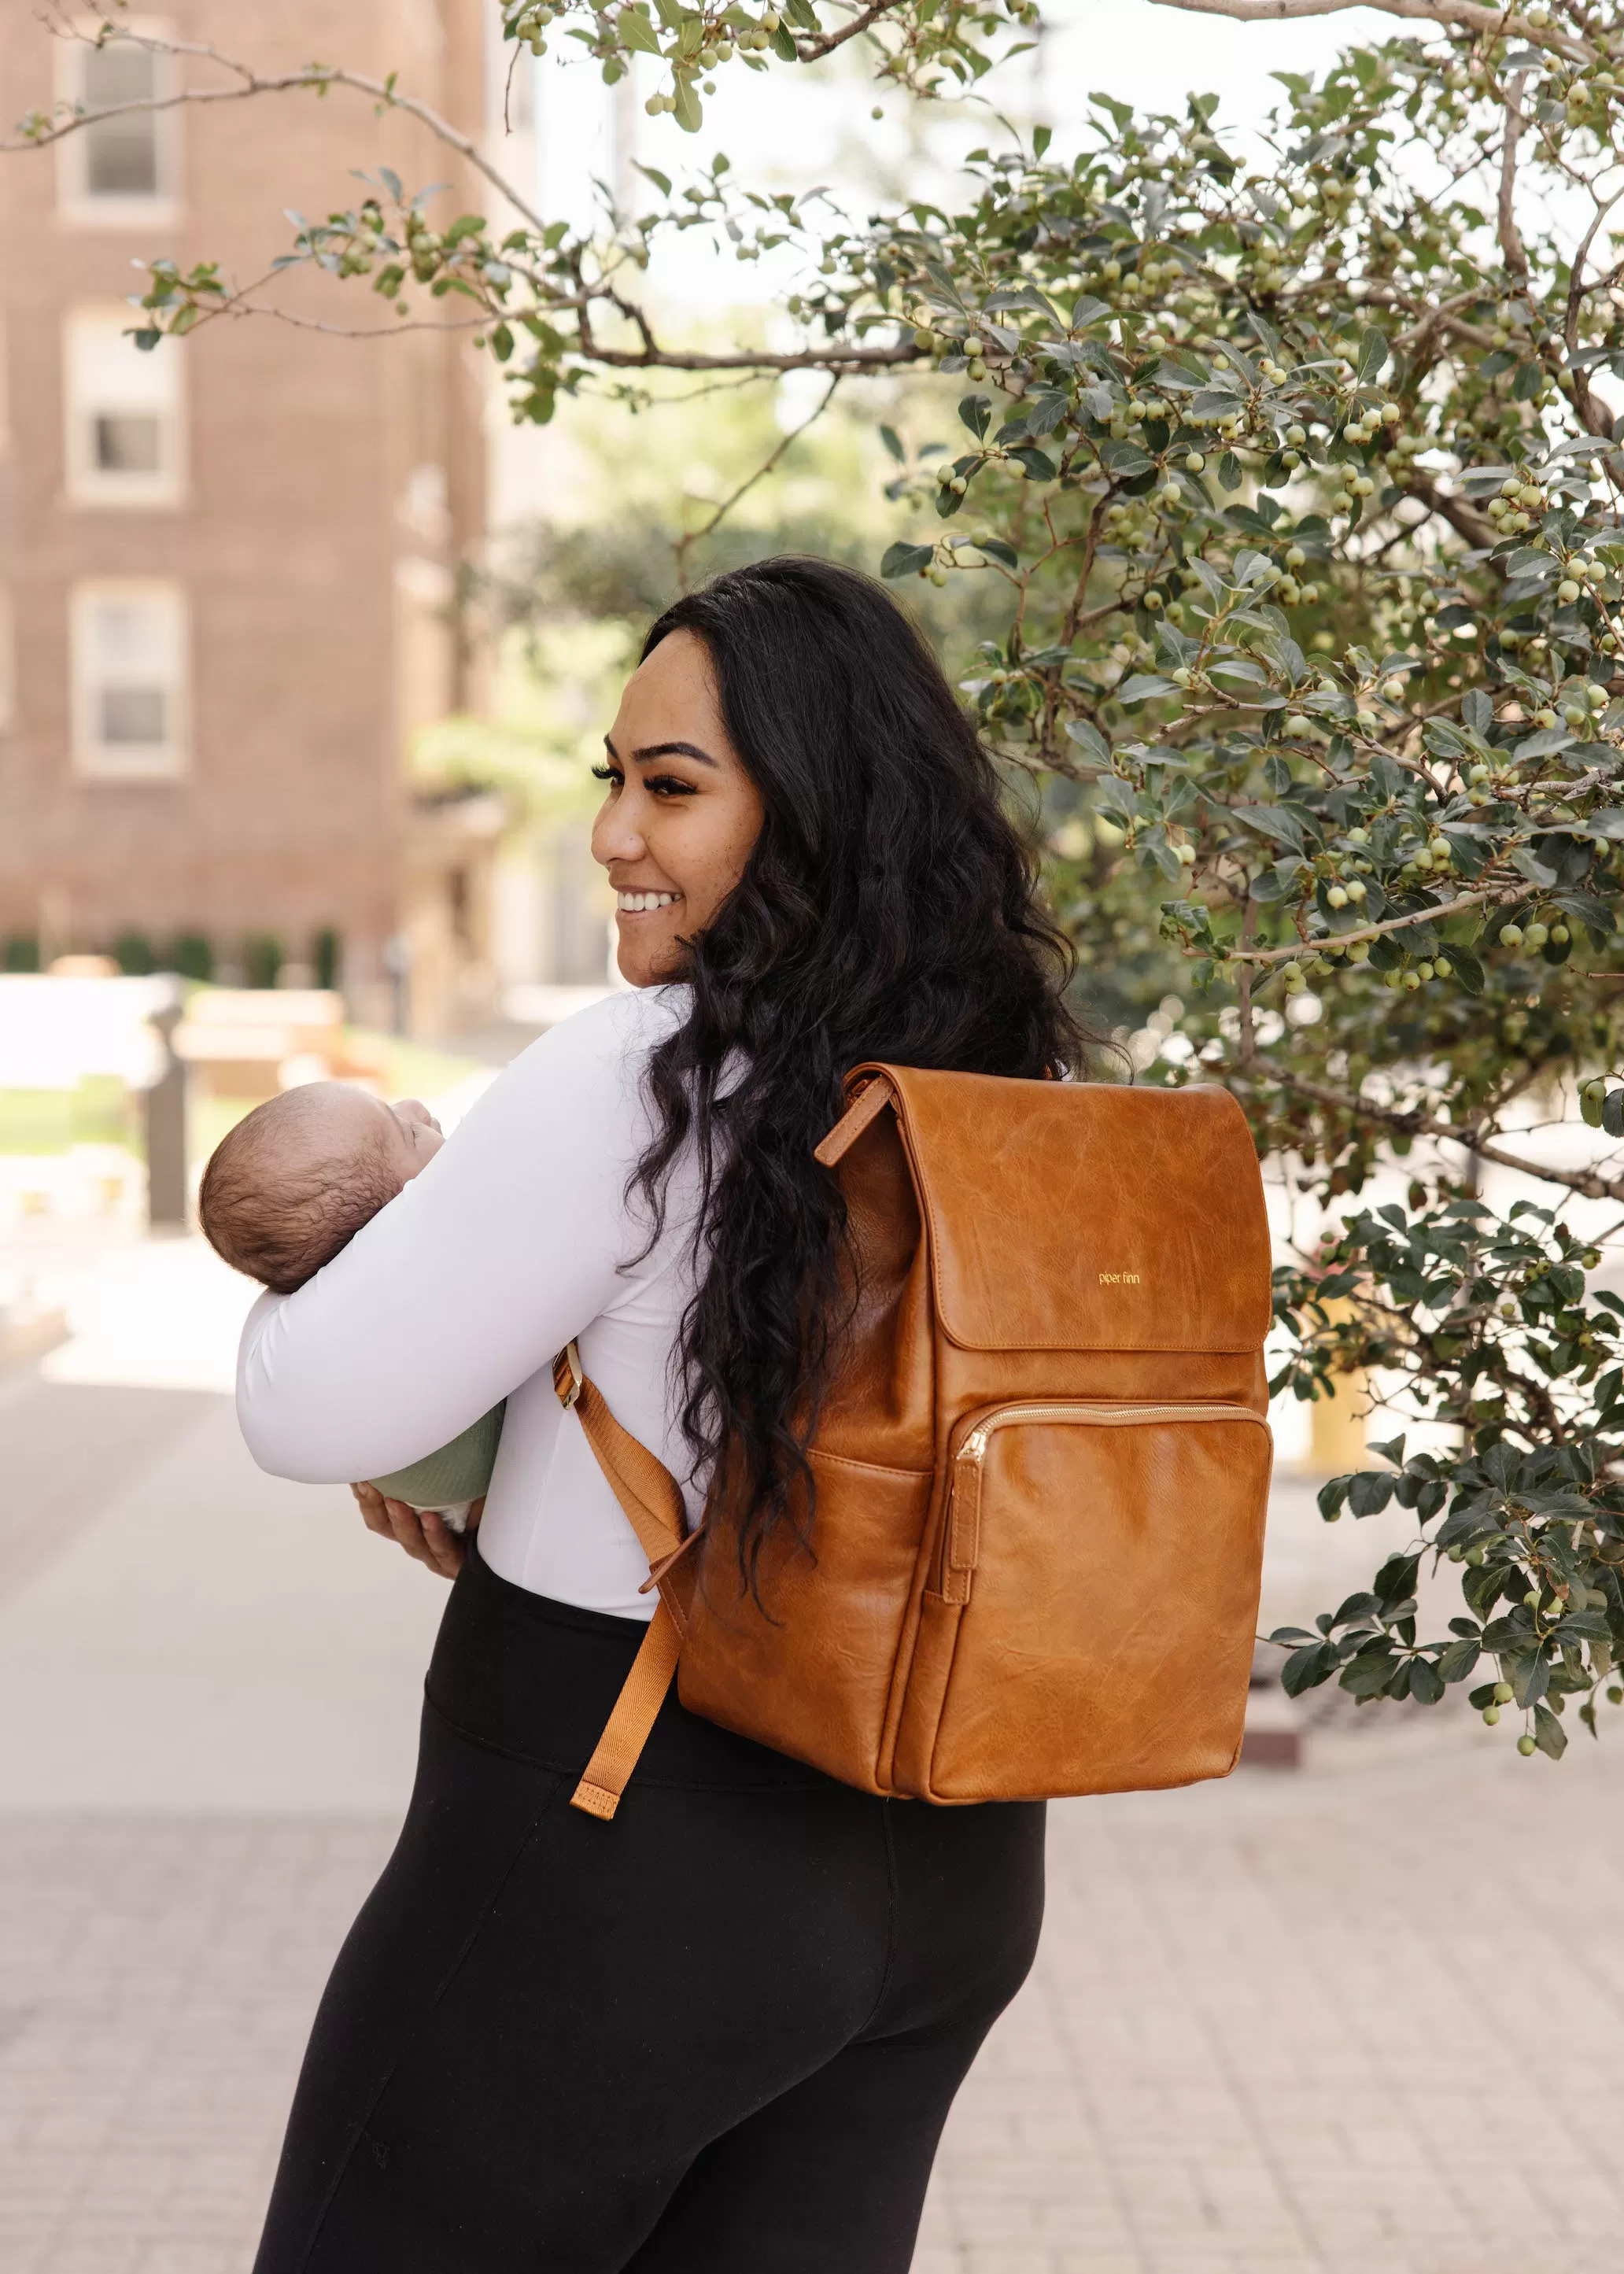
[592,796,645,869]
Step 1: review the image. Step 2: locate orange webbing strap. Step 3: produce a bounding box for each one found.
[570,1598,684,1822]
[552,1341,692,1821]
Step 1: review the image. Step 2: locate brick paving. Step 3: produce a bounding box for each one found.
[7,1241,1624,2271]
[6,1726,1624,2273]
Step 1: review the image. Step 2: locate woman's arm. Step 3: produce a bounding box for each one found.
[235,990,682,1483]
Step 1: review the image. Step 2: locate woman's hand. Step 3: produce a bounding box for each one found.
[349,1483,483,1580]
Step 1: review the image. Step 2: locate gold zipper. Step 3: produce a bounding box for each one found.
[956,1400,1265,1464]
[939,1400,1268,1595]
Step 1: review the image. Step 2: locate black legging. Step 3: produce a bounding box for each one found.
[253,1538,1046,2273]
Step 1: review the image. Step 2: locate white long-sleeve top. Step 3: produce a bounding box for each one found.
[235,986,702,1619]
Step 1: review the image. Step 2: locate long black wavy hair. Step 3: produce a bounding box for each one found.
[630,556,1084,1589]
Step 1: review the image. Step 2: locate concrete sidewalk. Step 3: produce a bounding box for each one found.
[5,1237,1624,2270]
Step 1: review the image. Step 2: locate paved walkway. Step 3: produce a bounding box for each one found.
[9,1734,1624,2274]
[6,1235,1624,2271]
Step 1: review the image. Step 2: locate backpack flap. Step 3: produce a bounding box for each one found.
[851,1065,1272,1357]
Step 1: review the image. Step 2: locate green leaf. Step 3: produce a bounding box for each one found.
[1534,1701,1568,1758]
[618,6,664,50]
[1356,323,1390,381]
[1316,1475,1354,1523]
[1065,719,1111,765]
[1603,1090,1624,1139]
[1437,1638,1481,1685]
[1552,890,1615,943]
[1374,1550,1421,1604]
[770,20,799,57]
[1349,1470,1396,1518]
[1233,804,1306,851]
[1340,1644,1401,1700]
[879,424,905,463]
[1408,1656,1445,1705]
[1218,449,1242,491]
[958,394,991,439]
[1446,946,1485,996]
[879,541,933,580]
[1089,776,1139,823]
[672,75,703,131]
[1117,674,1180,704]
[1282,1641,1338,1696]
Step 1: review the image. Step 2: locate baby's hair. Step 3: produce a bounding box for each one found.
[198,1087,401,1294]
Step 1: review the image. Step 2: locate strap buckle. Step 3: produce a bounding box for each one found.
[554,1340,585,1410]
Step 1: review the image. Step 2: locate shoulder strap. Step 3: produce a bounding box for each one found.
[551,1342,700,1821]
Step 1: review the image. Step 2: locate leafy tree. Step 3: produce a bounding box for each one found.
[17,0,1624,1757]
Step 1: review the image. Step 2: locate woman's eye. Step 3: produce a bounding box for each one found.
[646,773,698,799]
[591,763,621,787]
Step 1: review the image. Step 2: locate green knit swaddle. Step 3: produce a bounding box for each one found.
[369,1401,505,1512]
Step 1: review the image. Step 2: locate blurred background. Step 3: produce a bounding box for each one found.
[3,5,1622,2272]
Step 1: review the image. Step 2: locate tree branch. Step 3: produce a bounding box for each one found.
[1566,186,1624,443]
[795,0,910,59]
[1224,883,1507,964]
[1394,467,1500,551]
[586,341,917,371]
[1271,1065,1624,1203]
[672,373,840,587]
[6,34,552,237]
[1499,70,1530,285]
[1148,0,1590,60]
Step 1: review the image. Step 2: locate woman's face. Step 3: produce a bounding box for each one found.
[592,629,766,987]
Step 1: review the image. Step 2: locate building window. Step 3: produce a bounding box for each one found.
[84,38,160,194]
[57,27,178,224]
[64,306,183,507]
[70,581,188,781]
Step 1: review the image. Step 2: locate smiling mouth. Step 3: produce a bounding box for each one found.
[616,890,682,914]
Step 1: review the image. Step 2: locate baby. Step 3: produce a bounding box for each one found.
[199,1083,502,1529]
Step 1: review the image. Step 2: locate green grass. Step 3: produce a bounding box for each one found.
[0,1032,489,1163]
[0,1077,136,1156]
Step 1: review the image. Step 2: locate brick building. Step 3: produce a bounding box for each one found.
[0,1,502,1034]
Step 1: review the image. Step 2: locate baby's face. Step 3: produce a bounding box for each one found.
[297,1084,445,1193]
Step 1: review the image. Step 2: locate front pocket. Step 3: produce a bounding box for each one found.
[924,1401,1272,1800]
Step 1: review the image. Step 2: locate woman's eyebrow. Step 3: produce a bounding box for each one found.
[603,733,718,770]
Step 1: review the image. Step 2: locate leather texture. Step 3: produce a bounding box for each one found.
[559,1068,1274,1813]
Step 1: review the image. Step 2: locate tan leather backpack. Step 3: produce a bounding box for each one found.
[553,1063,1274,1822]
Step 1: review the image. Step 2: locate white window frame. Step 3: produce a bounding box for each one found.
[55,20,180,229]
[70,579,190,783]
[62,303,185,509]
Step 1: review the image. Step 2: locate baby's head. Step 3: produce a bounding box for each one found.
[199,1083,443,1294]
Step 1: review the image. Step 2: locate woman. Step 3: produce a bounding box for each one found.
[243,556,1083,2272]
